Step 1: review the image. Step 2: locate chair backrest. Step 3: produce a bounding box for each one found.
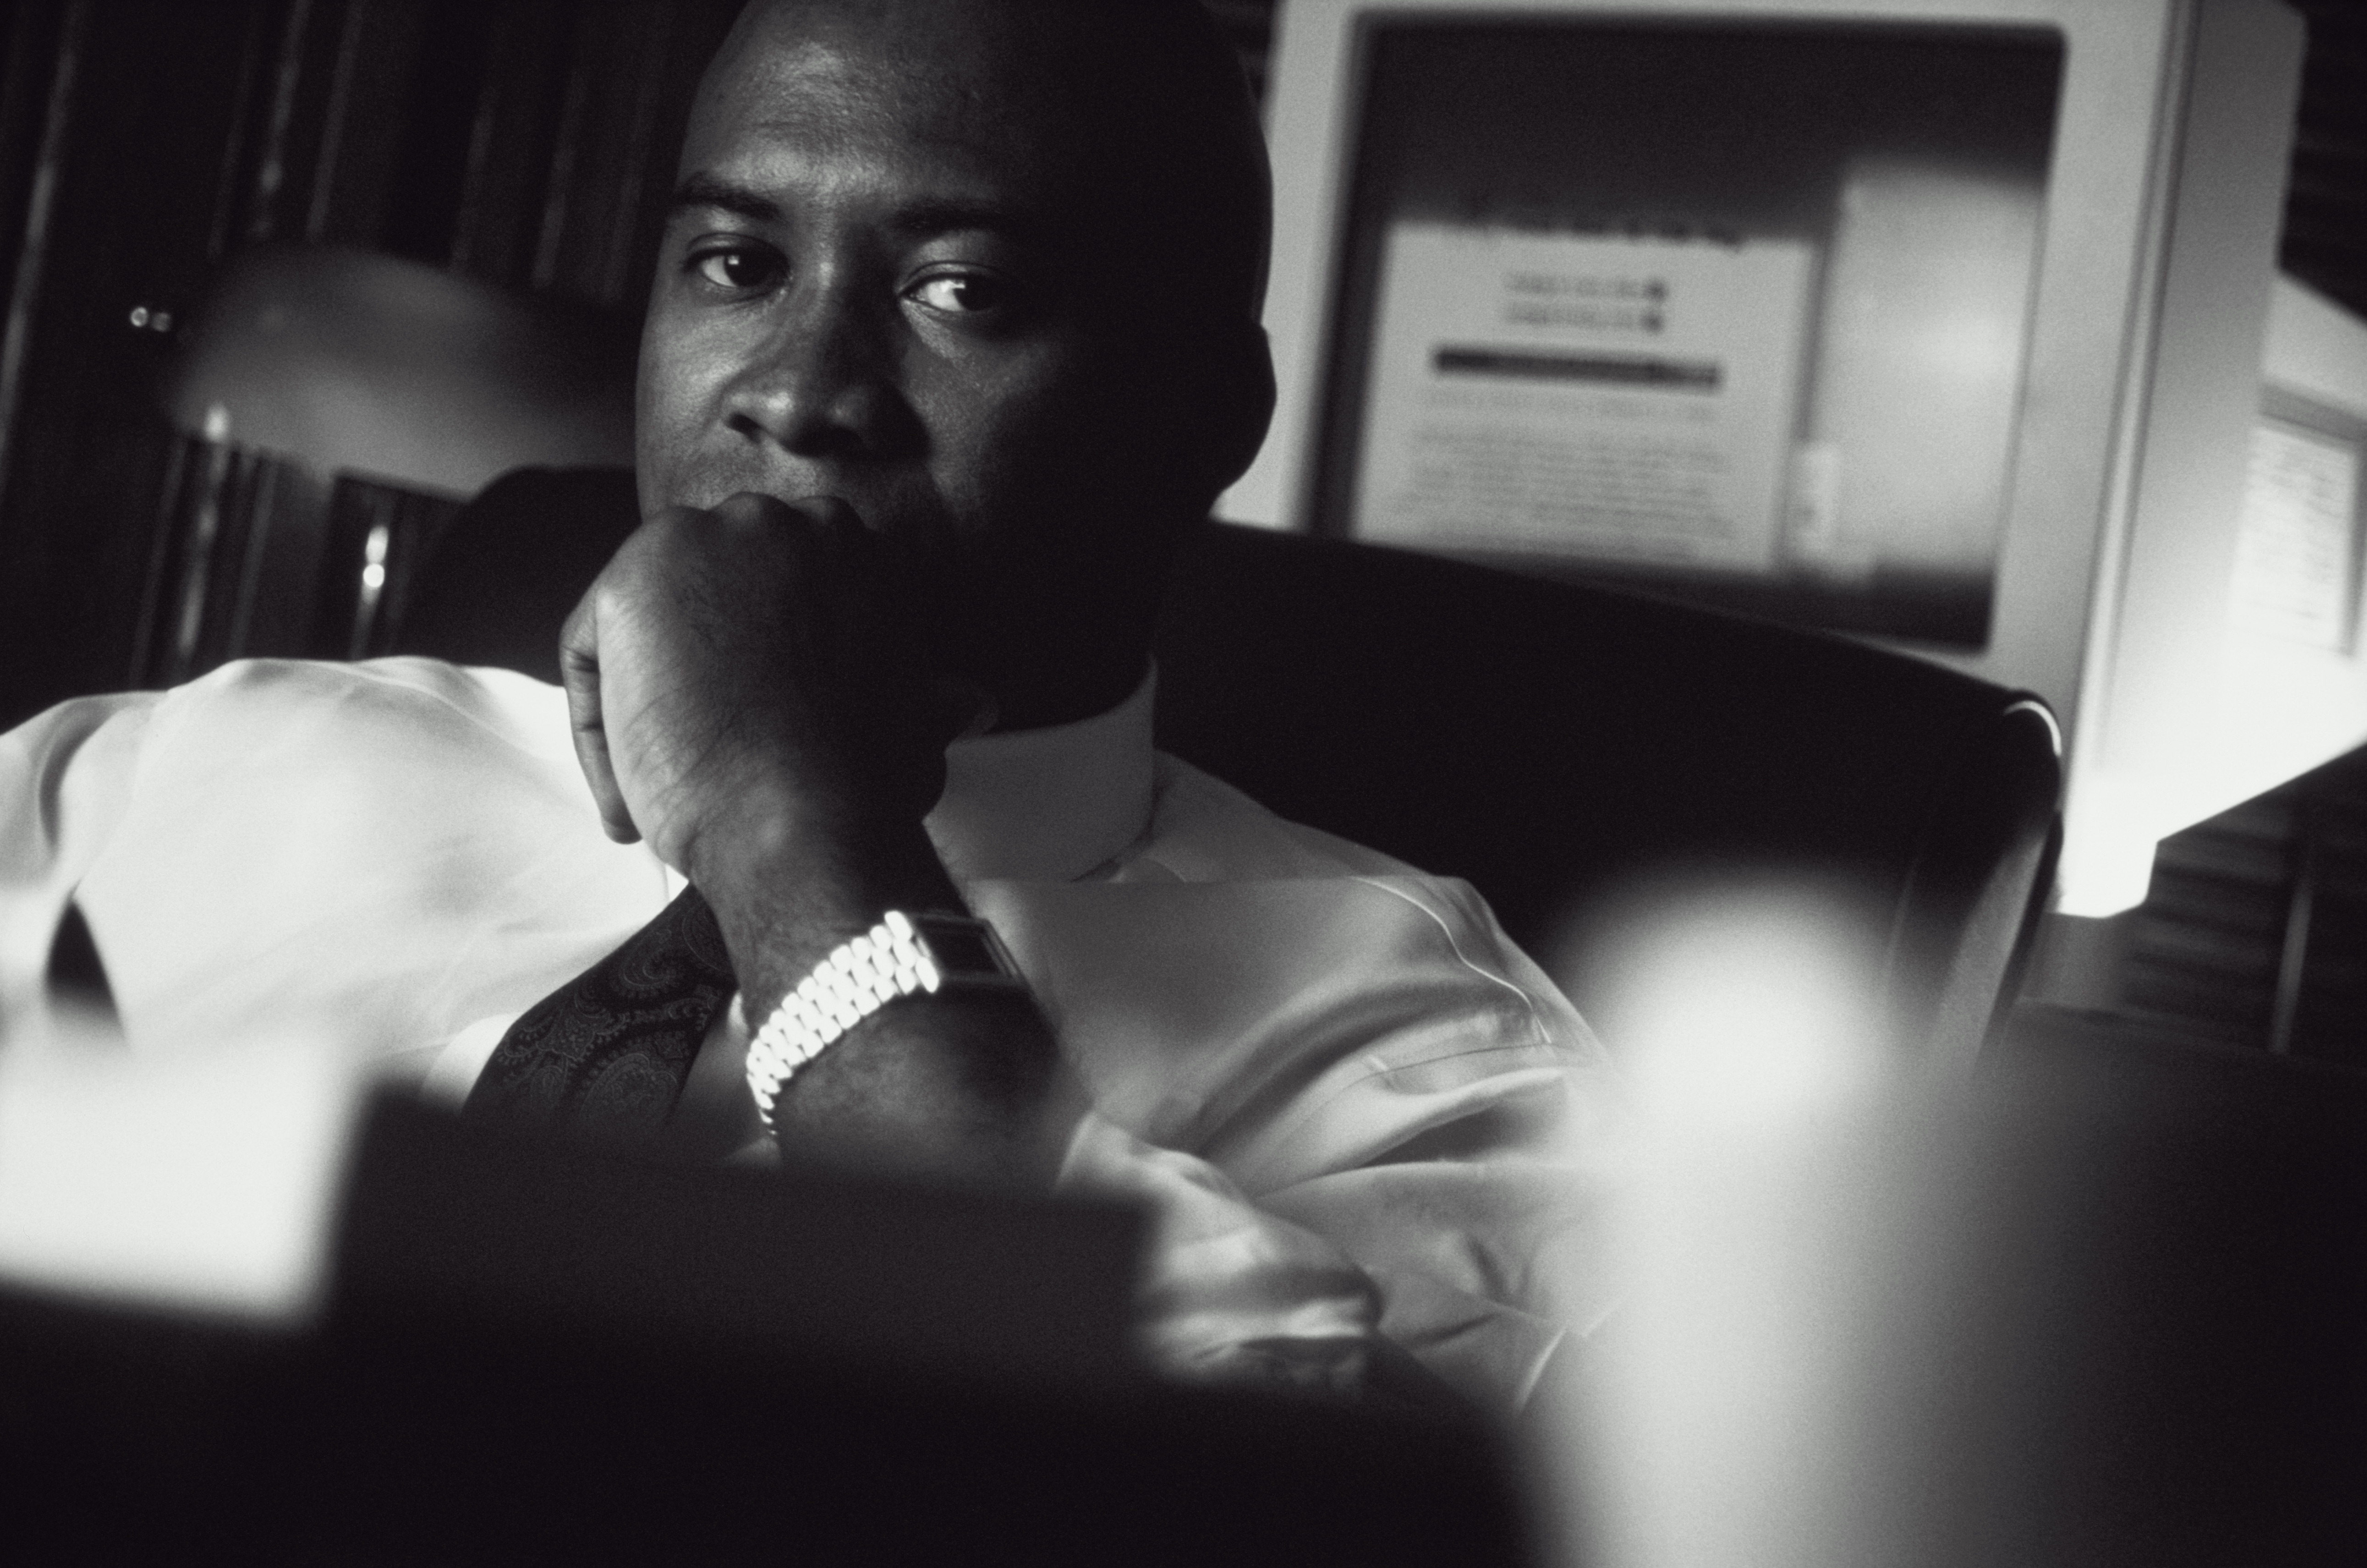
[1153,521,2062,1069]
[396,467,2062,1068]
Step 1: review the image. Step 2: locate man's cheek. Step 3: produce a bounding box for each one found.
[633,378,700,494]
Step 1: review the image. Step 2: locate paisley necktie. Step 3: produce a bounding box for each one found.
[463,885,737,1141]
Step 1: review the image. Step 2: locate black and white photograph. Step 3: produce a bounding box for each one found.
[0,1,2361,1562]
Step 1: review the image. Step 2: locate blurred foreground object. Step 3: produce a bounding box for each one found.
[0,1023,359,1322]
[0,1092,1531,1565]
[1542,1004,2367,1568]
[7,995,2359,1563]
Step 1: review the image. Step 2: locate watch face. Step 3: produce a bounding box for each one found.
[910,915,1019,981]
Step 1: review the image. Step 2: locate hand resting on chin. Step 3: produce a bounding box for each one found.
[557,492,1084,1186]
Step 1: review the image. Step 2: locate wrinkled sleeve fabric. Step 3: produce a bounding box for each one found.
[987,760,1629,1417]
[1246,882,1627,1413]
[0,692,156,1009]
[6,660,672,1072]
[1057,1112,1385,1397]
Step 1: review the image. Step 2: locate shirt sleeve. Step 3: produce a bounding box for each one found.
[1056,1110,1384,1397]
[1247,877,1630,1414]
[994,867,1629,1416]
[0,692,157,1010]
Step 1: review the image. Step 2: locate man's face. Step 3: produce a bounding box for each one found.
[637,0,1221,689]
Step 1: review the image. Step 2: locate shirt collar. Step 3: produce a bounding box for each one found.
[924,665,1156,884]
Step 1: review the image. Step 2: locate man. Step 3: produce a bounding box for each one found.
[0,0,1619,1409]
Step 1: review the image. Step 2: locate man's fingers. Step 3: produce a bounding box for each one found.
[559,596,641,844]
[709,489,862,533]
[577,490,958,851]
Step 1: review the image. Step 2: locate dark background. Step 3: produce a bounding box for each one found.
[0,0,2358,1059]
[0,0,2356,725]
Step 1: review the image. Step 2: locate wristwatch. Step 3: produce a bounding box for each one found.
[743,909,1029,1131]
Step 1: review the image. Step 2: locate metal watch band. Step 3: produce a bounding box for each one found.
[743,909,1027,1131]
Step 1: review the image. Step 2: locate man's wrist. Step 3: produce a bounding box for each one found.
[685,773,964,1001]
[744,909,1031,1131]
[671,761,1081,1182]
[688,770,942,895]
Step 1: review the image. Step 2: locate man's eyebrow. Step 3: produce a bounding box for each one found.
[878,199,1044,242]
[668,172,781,222]
[670,171,1050,244]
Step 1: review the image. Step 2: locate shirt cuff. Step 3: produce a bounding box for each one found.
[1057,1111,1382,1395]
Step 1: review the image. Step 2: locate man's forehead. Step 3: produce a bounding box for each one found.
[675,0,1270,325]
[690,0,1092,177]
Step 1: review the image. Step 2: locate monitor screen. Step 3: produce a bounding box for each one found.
[1308,17,2064,648]
[2229,383,2366,655]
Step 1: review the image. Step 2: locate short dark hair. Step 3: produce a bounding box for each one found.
[1052,0,1273,331]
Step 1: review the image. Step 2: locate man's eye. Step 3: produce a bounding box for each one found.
[908,272,1009,315]
[690,246,782,292]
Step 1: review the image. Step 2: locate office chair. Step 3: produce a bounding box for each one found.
[397,466,2061,1068]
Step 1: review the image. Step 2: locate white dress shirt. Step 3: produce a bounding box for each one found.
[0,655,1624,1410]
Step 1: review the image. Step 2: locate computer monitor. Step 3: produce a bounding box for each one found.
[1227,0,2310,915]
[1291,16,2058,648]
[2188,274,2367,849]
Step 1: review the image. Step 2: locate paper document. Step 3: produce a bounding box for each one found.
[1355,224,1815,573]
[2230,417,2360,651]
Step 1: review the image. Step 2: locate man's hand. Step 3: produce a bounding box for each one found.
[559,492,959,878]
[557,492,1078,1184]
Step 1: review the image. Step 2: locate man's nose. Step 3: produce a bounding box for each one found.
[720,282,913,460]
